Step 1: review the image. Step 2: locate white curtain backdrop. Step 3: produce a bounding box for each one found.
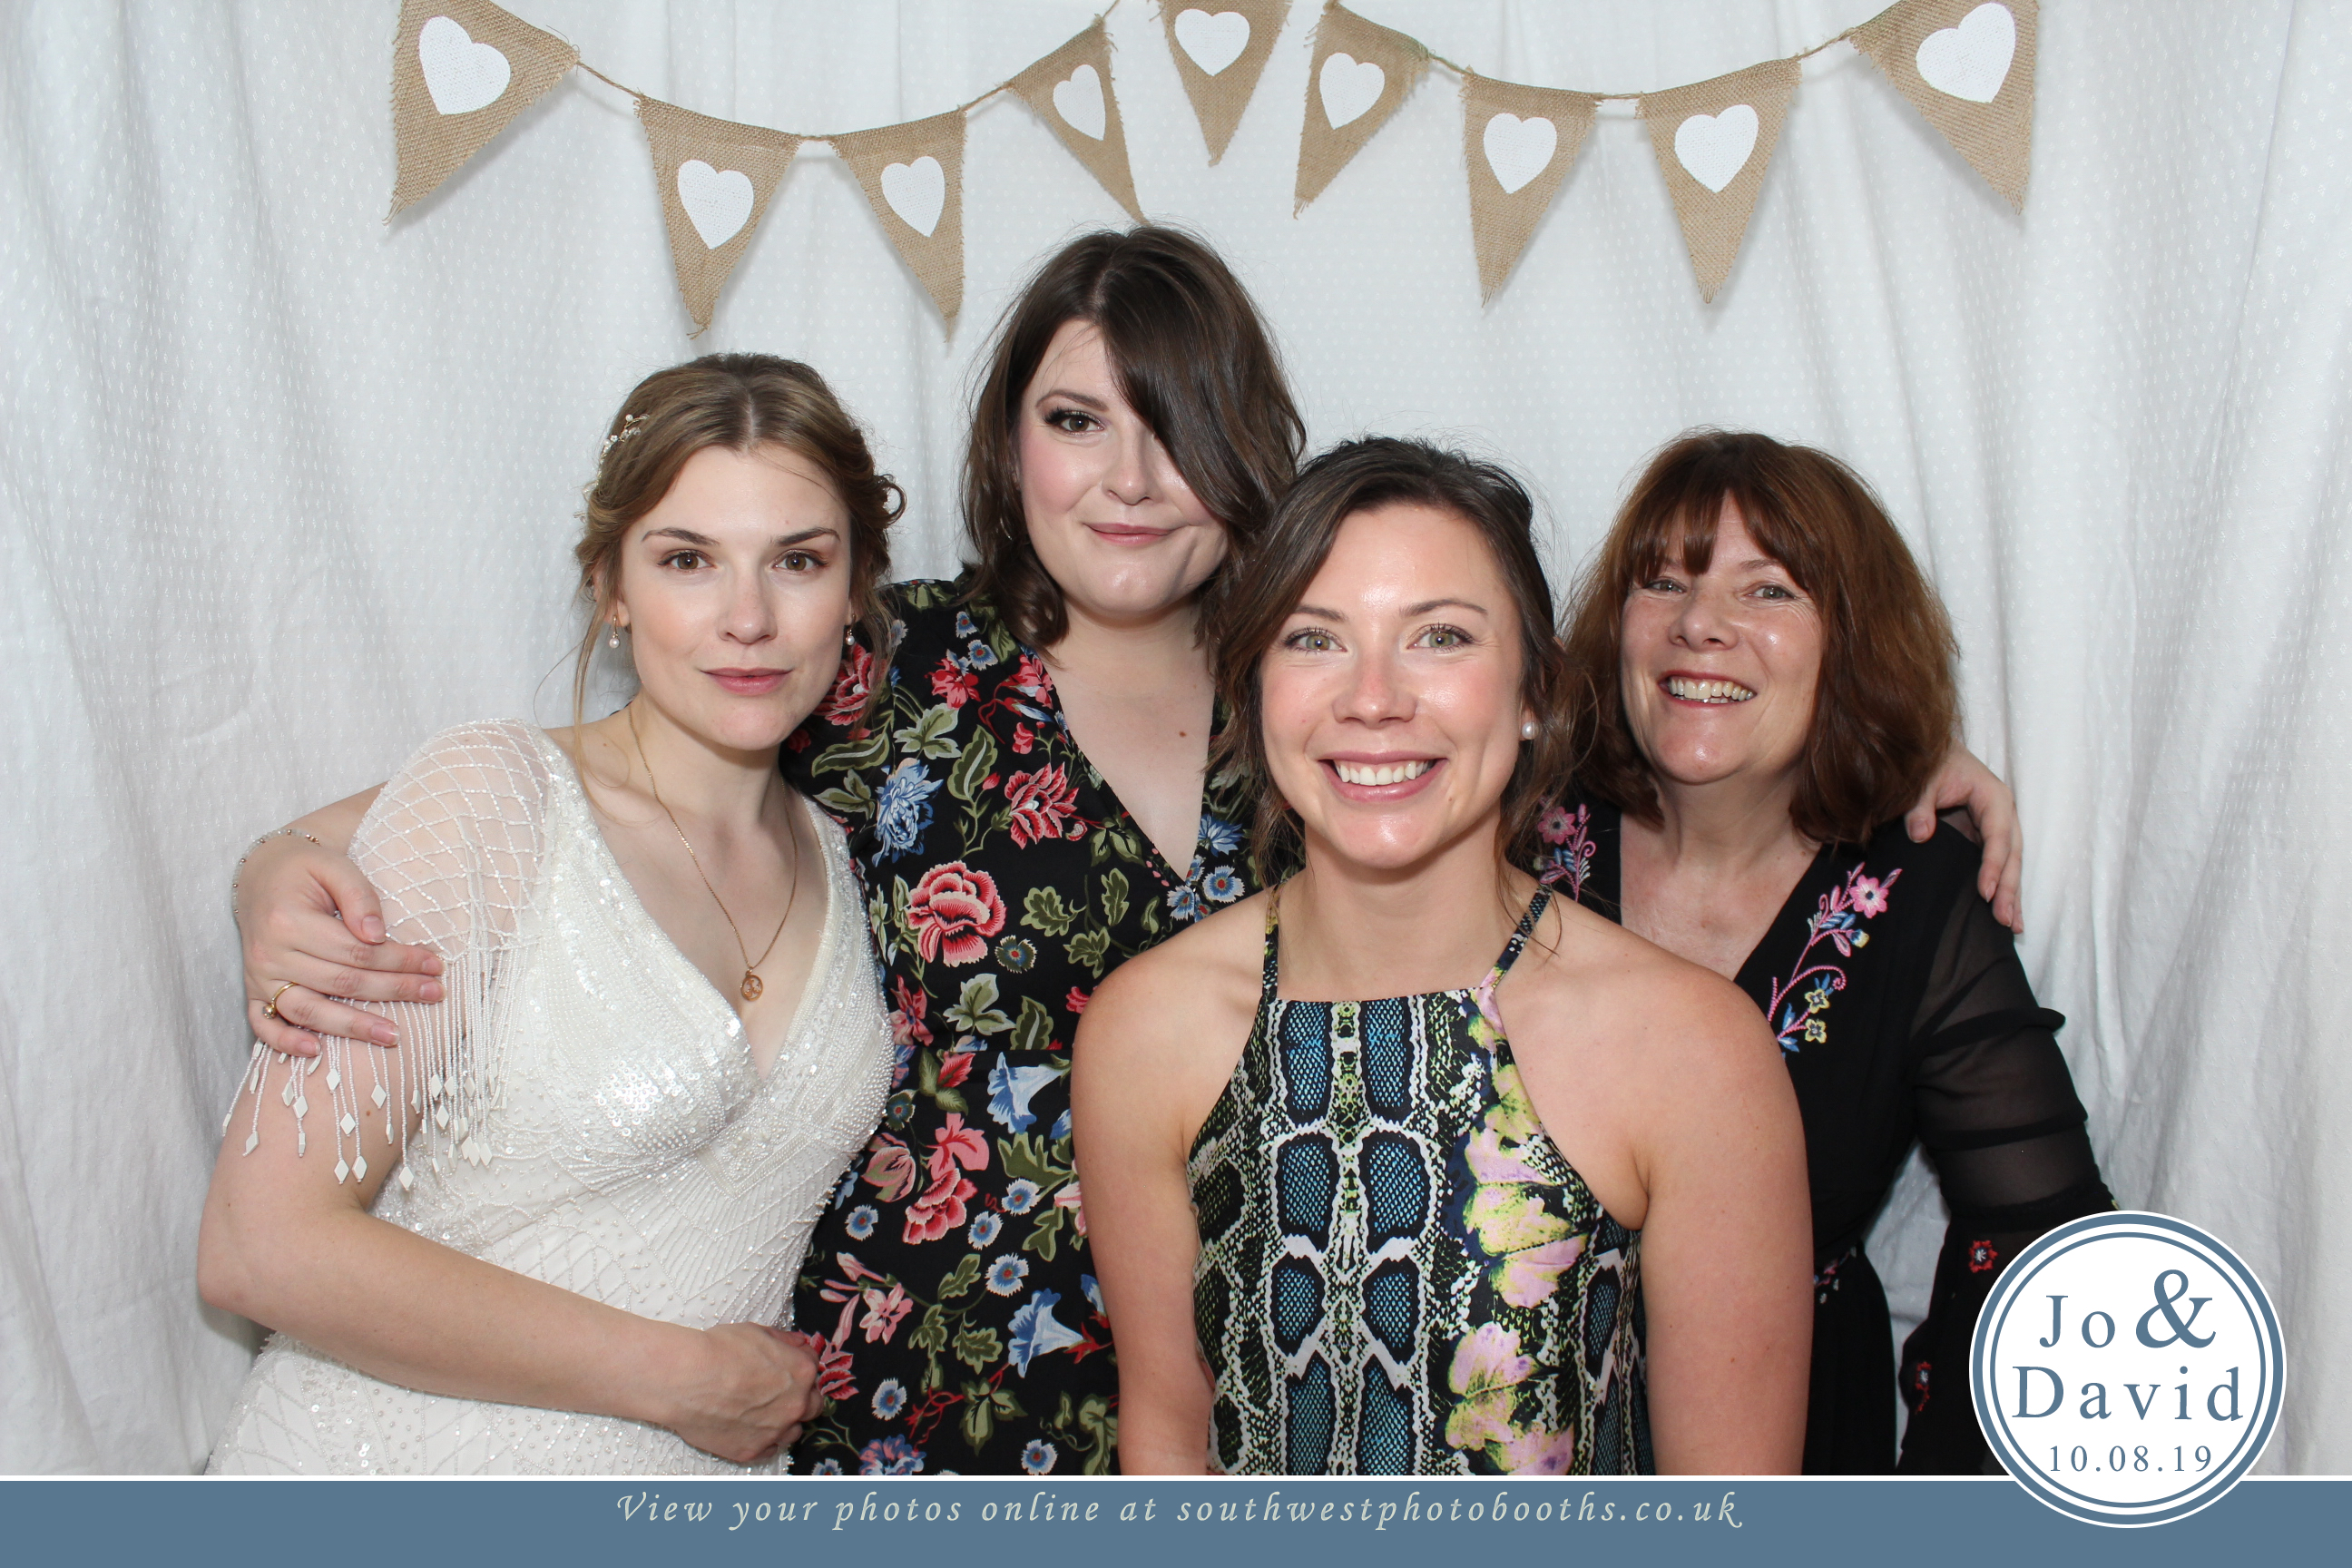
[2,0,2344,1473]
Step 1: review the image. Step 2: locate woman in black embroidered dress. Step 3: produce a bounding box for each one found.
[1547,430,2113,1473]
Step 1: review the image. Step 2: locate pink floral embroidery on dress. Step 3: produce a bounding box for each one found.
[1763,864,1901,1054]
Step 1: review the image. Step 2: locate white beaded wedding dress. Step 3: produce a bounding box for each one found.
[206,720,891,1475]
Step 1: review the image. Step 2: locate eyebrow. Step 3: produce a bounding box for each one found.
[1288,597,1490,621]
[644,525,840,548]
[1033,387,1110,412]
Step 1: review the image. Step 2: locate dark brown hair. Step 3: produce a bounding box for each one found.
[963,226,1304,648]
[1562,429,1957,845]
[1211,436,1575,877]
[573,353,901,730]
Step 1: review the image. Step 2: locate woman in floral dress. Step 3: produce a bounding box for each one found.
[777,227,1304,1475]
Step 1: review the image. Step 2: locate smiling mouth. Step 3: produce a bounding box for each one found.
[1330,759,1435,787]
[1664,675,1756,704]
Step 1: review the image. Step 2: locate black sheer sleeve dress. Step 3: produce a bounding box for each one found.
[1541,799,2112,1473]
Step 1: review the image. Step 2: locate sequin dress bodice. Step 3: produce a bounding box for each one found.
[1187,888,1650,1475]
[207,720,892,1475]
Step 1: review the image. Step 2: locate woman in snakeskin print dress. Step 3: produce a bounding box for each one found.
[1075,439,1813,1475]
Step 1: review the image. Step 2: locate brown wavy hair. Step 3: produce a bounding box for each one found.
[1562,429,1957,846]
[1211,437,1575,879]
[963,226,1304,648]
[573,354,901,730]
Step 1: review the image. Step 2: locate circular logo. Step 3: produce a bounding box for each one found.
[1972,1211,2283,1526]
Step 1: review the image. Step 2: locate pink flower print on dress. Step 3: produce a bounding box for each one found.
[906,862,1006,965]
[816,640,876,725]
[901,1167,977,1244]
[928,1112,990,1181]
[1004,763,1082,848]
[858,1284,915,1343]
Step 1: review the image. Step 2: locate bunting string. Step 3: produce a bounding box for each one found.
[386,0,2037,327]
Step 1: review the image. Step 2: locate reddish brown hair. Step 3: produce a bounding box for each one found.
[963,226,1303,648]
[1212,437,1574,878]
[1562,430,1957,845]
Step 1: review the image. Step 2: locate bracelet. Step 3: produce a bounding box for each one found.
[230,826,322,916]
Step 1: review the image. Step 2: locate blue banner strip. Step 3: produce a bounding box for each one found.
[5,1475,2344,1566]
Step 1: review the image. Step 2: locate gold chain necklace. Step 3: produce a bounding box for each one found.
[627,702,799,1002]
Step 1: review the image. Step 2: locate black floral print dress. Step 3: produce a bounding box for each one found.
[782,576,1257,1476]
[1540,796,2112,1474]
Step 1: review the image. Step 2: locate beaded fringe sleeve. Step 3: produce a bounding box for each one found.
[228,720,551,1188]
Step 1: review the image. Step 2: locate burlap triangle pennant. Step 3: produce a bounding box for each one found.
[635,99,803,335]
[1008,18,1142,220]
[1294,2,1427,213]
[1160,0,1290,163]
[1639,58,1799,302]
[388,0,577,215]
[829,113,967,329]
[1460,72,1597,303]
[1849,0,2036,210]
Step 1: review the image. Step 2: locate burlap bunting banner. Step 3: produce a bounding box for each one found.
[829,113,967,328]
[1640,59,1799,302]
[388,0,576,216]
[1460,73,1597,303]
[1008,19,1142,220]
[1160,1,1290,163]
[635,99,803,335]
[1849,0,2036,211]
[1294,2,1427,213]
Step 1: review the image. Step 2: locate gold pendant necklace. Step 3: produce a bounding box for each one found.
[628,702,799,1003]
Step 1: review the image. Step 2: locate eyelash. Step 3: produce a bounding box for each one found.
[1283,628,1338,652]
[1043,406,1100,435]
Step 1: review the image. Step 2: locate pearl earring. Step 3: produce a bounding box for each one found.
[1521,720,1538,740]
[608,620,622,650]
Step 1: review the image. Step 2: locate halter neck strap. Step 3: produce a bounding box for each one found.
[1259,884,1553,1002]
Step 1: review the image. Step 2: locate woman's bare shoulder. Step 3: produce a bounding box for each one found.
[1096,890,1266,1012]
[1081,890,1267,1060]
[1530,897,1778,1076]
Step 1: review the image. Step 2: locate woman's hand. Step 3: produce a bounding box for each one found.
[1906,745,2023,932]
[660,1324,825,1465]
[237,787,443,1055]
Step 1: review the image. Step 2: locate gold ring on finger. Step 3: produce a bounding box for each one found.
[264,980,299,1020]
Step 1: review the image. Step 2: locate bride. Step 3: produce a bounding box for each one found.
[200,354,897,1473]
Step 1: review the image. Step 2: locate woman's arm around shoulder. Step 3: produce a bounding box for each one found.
[1523,909,1812,1474]
[1070,895,1264,1475]
[201,719,819,1464]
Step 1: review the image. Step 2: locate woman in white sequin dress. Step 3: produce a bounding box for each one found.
[200,357,897,1474]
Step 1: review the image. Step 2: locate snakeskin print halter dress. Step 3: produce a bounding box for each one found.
[1188,887,1651,1475]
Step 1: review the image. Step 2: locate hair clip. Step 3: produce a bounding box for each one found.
[600,410,647,458]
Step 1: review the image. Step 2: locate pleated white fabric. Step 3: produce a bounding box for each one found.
[1,0,2346,1470]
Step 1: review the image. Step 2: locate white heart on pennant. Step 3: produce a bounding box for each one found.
[1174,9,1250,76]
[880,155,946,237]
[1318,53,1385,130]
[416,15,510,117]
[1053,64,1107,141]
[1916,2,2016,103]
[1674,103,1759,193]
[1483,113,1557,195]
[676,159,754,249]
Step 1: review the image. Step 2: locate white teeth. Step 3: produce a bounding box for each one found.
[1333,759,1434,787]
[1666,676,1756,703]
